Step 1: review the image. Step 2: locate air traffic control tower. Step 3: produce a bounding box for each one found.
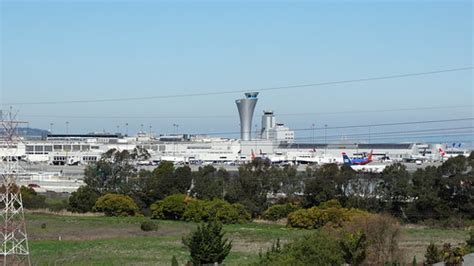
[236,92,259,141]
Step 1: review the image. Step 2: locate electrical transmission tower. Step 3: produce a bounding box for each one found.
[0,109,31,266]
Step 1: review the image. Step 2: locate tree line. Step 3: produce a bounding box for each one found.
[68,148,473,225]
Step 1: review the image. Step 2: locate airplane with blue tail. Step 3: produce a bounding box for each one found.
[342,151,373,165]
[342,151,386,173]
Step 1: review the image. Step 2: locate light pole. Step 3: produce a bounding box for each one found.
[125,123,129,136]
[254,124,258,154]
[50,123,54,134]
[324,124,328,155]
[66,121,69,134]
[140,124,144,133]
[311,123,315,153]
[173,124,179,160]
[116,125,120,134]
[173,124,179,135]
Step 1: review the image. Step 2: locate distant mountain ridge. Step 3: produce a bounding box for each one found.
[0,127,50,138]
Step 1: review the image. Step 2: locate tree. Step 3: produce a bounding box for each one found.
[439,156,468,177]
[224,159,272,216]
[378,163,410,217]
[84,148,137,193]
[93,193,140,216]
[20,186,46,209]
[339,231,367,266]
[192,165,226,200]
[424,242,442,265]
[407,166,447,221]
[182,220,232,265]
[68,185,100,213]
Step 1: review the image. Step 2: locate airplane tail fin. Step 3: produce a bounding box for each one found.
[368,150,373,161]
[342,152,352,165]
[438,147,446,157]
[251,149,256,160]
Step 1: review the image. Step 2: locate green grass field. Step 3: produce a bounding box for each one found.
[26,213,469,265]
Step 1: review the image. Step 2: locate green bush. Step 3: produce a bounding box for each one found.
[232,203,252,223]
[150,194,187,220]
[140,221,159,231]
[287,208,319,229]
[262,203,300,221]
[256,231,344,265]
[156,196,251,224]
[287,205,367,229]
[204,199,241,224]
[46,198,69,212]
[425,242,442,264]
[68,185,100,213]
[20,186,46,209]
[182,199,207,222]
[182,220,232,265]
[93,193,140,216]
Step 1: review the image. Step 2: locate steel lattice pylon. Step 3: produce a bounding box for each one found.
[0,109,31,266]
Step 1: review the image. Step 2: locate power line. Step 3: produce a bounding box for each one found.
[295,126,474,140]
[19,104,474,120]
[194,117,474,136]
[3,67,472,106]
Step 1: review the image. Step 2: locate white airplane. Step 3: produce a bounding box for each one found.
[342,152,386,173]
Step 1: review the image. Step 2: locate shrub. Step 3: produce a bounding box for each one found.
[182,199,207,222]
[150,194,187,220]
[179,198,251,224]
[339,231,367,266]
[442,243,465,265]
[20,186,46,209]
[46,198,69,212]
[262,203,300,221]
[93,193,140,216]
[339,213,402,265]
[204,199,241,224]
[140,221,159,231]
[182,220,232,265]
[256,231,344,265]
[68,185,100,213]
[232,203,252,223]
[466,230,474,253]
[287,205,367,229]
[425,242,442,265]
[287,208,319,229]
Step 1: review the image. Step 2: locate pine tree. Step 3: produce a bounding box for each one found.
[424,242,442,265]
[182,220,232,265]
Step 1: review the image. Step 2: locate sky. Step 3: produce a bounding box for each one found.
[1,0,472,144]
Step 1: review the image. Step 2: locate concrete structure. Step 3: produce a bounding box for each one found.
[261,110,276,139]
[236,92,258,141]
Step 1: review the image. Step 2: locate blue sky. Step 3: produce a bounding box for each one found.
[1,1,472,143]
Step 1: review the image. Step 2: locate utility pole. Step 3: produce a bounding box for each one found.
[324,124,328,155]
[173,124,179,160]
[49,123,54,134]
[311,123,315,154]
[0,109,31,266]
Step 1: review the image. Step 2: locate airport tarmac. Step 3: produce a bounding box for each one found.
[21,161,442,180]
